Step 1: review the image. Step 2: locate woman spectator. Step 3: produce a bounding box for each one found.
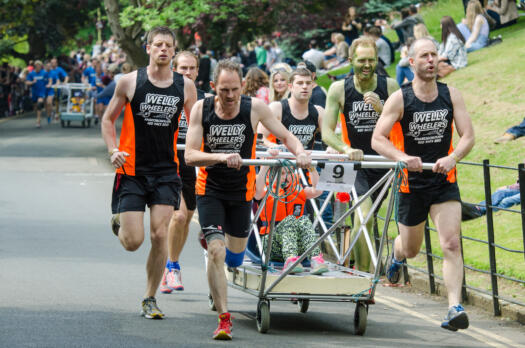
[242,67,270,104]
[323,33,349,70]
[458,0,490,53]
[438,16,467,78]
[486,0,519,29]
[341,7,362,45]
[268,64,292,103]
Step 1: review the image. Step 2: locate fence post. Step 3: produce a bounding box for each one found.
[423,219,436,294]
[483,159,501,316]
[459,230,468,303]
[519,163,525,262]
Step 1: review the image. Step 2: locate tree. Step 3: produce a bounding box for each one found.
[0,0,100,61]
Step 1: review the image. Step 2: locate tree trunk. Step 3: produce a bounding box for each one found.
[103,0,148,68]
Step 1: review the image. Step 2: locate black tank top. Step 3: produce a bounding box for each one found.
[342,75,389,155]
[177,88,205,144]
[400,82,455,190]
[278,99,319,150]
[196,95,257,201]
[123,67,184,175]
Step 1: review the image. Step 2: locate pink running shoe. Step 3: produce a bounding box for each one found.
[166,268,184,291]
[310,254,329,275]
[283,256,304,274]
[160,268,172,294]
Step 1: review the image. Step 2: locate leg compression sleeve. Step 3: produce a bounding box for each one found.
[225,248,245,268]
[202,225,225,243]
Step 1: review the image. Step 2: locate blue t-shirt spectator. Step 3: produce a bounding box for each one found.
[83,66,97,86]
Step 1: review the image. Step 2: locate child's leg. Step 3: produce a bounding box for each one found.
[296,216,322,257]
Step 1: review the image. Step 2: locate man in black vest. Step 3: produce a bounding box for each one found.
[372,37,474,331]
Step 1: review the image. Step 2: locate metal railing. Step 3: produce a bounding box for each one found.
[395,160,525,316]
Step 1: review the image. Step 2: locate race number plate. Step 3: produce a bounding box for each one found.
[317,163,357,191]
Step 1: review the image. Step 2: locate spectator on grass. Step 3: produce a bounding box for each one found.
[243,67,270,104]
[395,37,416,87]
[341,6,363,45]
[462,180,522,221]
[494,116,525,143]
[364,25,392,67]
[196,47,211,92]
[323,33,349,70]
[458,0,490,53]
[438,16,467,79]
[302,40,325,71]
[409,4,425,25]
[255,38,268,71]
[486,0,519,29]
[392,8,418,45]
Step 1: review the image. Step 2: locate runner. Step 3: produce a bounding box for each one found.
[262,67,324,150]
[101,26,197,320]
[24,60,48,128]
[185,59,310,340]
[43,61,55,124]
[49,58,69,122]
[160,51,207,294]
[371,37,475,331]
[322,36,399,272]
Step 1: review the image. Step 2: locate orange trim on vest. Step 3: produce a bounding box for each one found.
[259,189,307,235]
[196,141,207,195]
[389,121,410,192]
[117,104,136,176]
[339,112,351,146]
[245,134,258,201]
[446,123,457,183]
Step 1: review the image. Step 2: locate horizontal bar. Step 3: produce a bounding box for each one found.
[241,159,435,170]
[255,150,390,162]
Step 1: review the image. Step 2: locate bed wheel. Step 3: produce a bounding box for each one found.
[354,302,367,335]
[256,300,270,333]
[298,299,309,313]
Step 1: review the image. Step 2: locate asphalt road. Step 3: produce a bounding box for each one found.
[1,113,524,348]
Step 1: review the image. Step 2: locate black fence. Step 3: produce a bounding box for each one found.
[390,160,525,316]
[336,159,524,316]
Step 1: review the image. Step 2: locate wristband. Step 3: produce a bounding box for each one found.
[108,148,119,156]
[450,152,460,162]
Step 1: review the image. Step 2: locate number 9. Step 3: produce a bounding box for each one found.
[333,165,344,179]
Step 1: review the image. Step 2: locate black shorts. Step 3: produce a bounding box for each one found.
[398,182,461,226]
[178,150,197,210]
[111,173,181,214]
[196,195,252,238]
[354,169,389,203]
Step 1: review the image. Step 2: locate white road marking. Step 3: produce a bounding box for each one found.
[376,295,524,348]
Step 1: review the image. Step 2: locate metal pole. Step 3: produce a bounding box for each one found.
[519,163,525,262]
[483,159,500,316]
[423,219,436,294]
[459,229,468,303]
[257,168,282,299]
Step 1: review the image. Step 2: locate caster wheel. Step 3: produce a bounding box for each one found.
[298,299,309,313]
[87,118,92,128]
[208,294,216,311]
[67,121,71,127]
[256,300,270,333]
[354,302,367,335]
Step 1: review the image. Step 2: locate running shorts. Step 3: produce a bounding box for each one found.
[111,173,181,214]
[397,182,461,226]
[46,88,55,97]
[196,195,252,238]
[354,168,389,203]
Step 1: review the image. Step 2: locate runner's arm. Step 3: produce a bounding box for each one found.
[101,75,130,153]
[183,76,197,122]
[322,81,363,160]
[259,101,282,148]
[433,86,475,174]
[254,98,310,168]
[184,100,240,168]
[254,166,270,200]
[372,89,422,172]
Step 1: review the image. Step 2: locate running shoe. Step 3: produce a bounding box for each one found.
[160,268,173,294]
[166,268,184,291]
[441,304,469,331]
[385,247,404,284]
[310,254,329,275]
[213,312,232,340]
[140,297,164,319]
[283,256,304,274]
[111,214,120,237]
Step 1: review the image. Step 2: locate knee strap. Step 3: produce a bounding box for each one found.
[225,248,245,268]
[202,225,224,243]
[37,101,44,110]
